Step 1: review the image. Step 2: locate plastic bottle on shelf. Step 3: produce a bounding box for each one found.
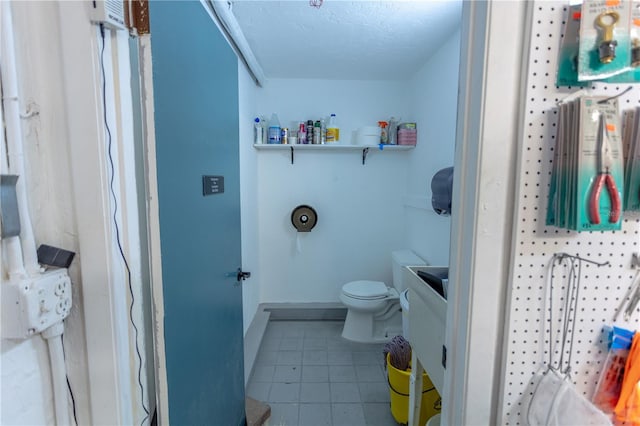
[306,120,314,144]
[388,117,398,145]
[313,120,321,144]
[268,113,281,144]
[260,115,268,144]
[254,117,263,145]
[378,121,388,144]
[326,113,339,143]
[299,122,307,145]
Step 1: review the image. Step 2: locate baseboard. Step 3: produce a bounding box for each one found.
[261,302,347,321]
[244,308,270,386]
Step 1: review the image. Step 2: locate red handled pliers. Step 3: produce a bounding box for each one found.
[588,113,621,225]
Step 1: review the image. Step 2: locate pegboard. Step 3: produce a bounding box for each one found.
[501,2,640,424]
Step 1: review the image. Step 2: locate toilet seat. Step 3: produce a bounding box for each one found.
[342,280,389,300]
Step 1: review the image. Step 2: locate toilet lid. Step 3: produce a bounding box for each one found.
[343,280,389,299]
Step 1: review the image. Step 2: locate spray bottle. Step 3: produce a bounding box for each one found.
[378,121,389,144]
[306,120,314,144]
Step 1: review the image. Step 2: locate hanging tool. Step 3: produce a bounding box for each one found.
[624,285,640,320]
[624,268,640,320]
[596,11,620,63]
[589,113,622,225]
[614,253,640,321]
[527,254,612,426]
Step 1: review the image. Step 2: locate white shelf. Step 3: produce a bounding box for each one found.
[253,143,414,164]
[253,143,414,151]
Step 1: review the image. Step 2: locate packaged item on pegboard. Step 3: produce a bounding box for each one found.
[609,0,640,82]
[633,0,640,67]
[546,97,624,231]
[578,0,632,81]
[557,4,587,87]
[557,1,640,85]
[623,107,640,210]
[577,97,623,230]
[614,331,640,424]
[546,100,586,229]
[592,326,635,413]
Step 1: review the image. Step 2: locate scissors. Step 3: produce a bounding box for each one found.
[588,112,621,225]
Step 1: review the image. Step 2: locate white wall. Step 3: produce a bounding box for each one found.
[239,64,261,333]
[404,30,461,266]
[251,48,461,303]
[1,3,90,423]
[255,79,413,302]
[256,79,411,145]
[2,3,150,425]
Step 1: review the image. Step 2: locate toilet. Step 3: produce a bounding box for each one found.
[340,250,426,343]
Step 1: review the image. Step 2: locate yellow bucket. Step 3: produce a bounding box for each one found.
[386,353,441,425]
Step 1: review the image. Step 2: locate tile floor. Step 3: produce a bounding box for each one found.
[246,320,399,426]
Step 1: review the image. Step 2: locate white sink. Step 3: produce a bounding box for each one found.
[405,266,447,394]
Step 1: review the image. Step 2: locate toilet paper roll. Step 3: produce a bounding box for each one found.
[291,205,317,232]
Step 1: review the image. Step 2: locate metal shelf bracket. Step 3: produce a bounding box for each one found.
[362,147,369,165]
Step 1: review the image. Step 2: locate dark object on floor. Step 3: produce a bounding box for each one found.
[246,397,270,426]
[37,244,76,268]
[383,335,411,371]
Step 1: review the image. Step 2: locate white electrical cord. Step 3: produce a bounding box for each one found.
[42,322,70,426]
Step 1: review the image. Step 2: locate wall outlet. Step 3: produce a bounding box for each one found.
[1,269,72,339]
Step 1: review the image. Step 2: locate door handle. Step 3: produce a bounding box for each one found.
[236,268,251,282]
[225,269,251,285]
[236,268,251,283]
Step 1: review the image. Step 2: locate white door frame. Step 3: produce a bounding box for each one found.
[444,1,530,424]
[57,2,147,424]
[138,1,534,424]
[138,31,170,425]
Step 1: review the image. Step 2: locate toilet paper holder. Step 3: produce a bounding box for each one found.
[291,205,317,232]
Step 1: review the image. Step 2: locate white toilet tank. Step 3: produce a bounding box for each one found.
[391,250,426,292]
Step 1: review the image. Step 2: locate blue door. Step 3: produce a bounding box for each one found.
[149,2,245,424]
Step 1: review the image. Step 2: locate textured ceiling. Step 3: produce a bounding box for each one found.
[230,0,462,80]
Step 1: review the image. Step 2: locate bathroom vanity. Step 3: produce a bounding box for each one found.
[405,266,447,426]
